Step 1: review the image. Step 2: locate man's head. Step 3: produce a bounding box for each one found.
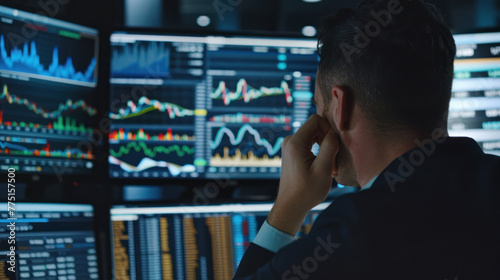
[315,0,456,186]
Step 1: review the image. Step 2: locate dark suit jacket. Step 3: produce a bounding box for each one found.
[234,137,500,279]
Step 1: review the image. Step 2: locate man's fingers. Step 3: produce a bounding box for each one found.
[293,114,332,147]
[312,128,339,177]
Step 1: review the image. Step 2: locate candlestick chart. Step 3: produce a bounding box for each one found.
[210,78,293,108]
[110,85,197,125]
[0,82,96,135]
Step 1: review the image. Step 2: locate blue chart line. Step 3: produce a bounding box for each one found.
[111,42,170,77]
[0,218,48,223]
[0,34,96,83]
[210,124,284,156]
[0,141,28,151]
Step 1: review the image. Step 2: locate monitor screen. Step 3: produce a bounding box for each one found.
[110,202,329,279]
[0,203,99,279]
[109,33,318,179]
[0,5,99,176]
[450,32,500,156]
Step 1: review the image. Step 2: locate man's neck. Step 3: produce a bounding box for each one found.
[347,123,424,188]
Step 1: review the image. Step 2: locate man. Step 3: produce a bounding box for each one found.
[233,0,500,279]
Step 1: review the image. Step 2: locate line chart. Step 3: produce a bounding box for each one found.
[210,79,293,106]
[209,113,291,124]
[109,96,195,120]
[210,124,284,156]
[0,84,97,118]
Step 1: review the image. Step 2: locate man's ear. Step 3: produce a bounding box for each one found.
[331,86,351,131]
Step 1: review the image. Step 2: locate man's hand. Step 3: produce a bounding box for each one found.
[268,114,339,236]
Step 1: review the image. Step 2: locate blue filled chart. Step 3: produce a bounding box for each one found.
[110,39,204,80]
[0,35,96,83]
[0,32,97,86]
[111,41,170,77]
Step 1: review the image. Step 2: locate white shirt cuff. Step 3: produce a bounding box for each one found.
[252,220,297,253]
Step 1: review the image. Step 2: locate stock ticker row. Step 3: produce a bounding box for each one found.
[0,201,328,279]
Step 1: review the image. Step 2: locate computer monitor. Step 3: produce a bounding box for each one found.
[110,202,329,279]
[109,32,318,179]
[0,5,99,176]
[0,203,99,279]
[450,32,500,156]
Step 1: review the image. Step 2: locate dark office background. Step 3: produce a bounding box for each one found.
[2,0,500,35]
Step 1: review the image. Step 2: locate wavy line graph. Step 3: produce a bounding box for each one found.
[109,96,194,120]
[110,142,195,158]
[109,156,195,175]
[0,84,97,118]
[210,79,293,106]
[0,34,96,83]
[209,113,291,124]
[210,124,284,156]
[0,141,28,151]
